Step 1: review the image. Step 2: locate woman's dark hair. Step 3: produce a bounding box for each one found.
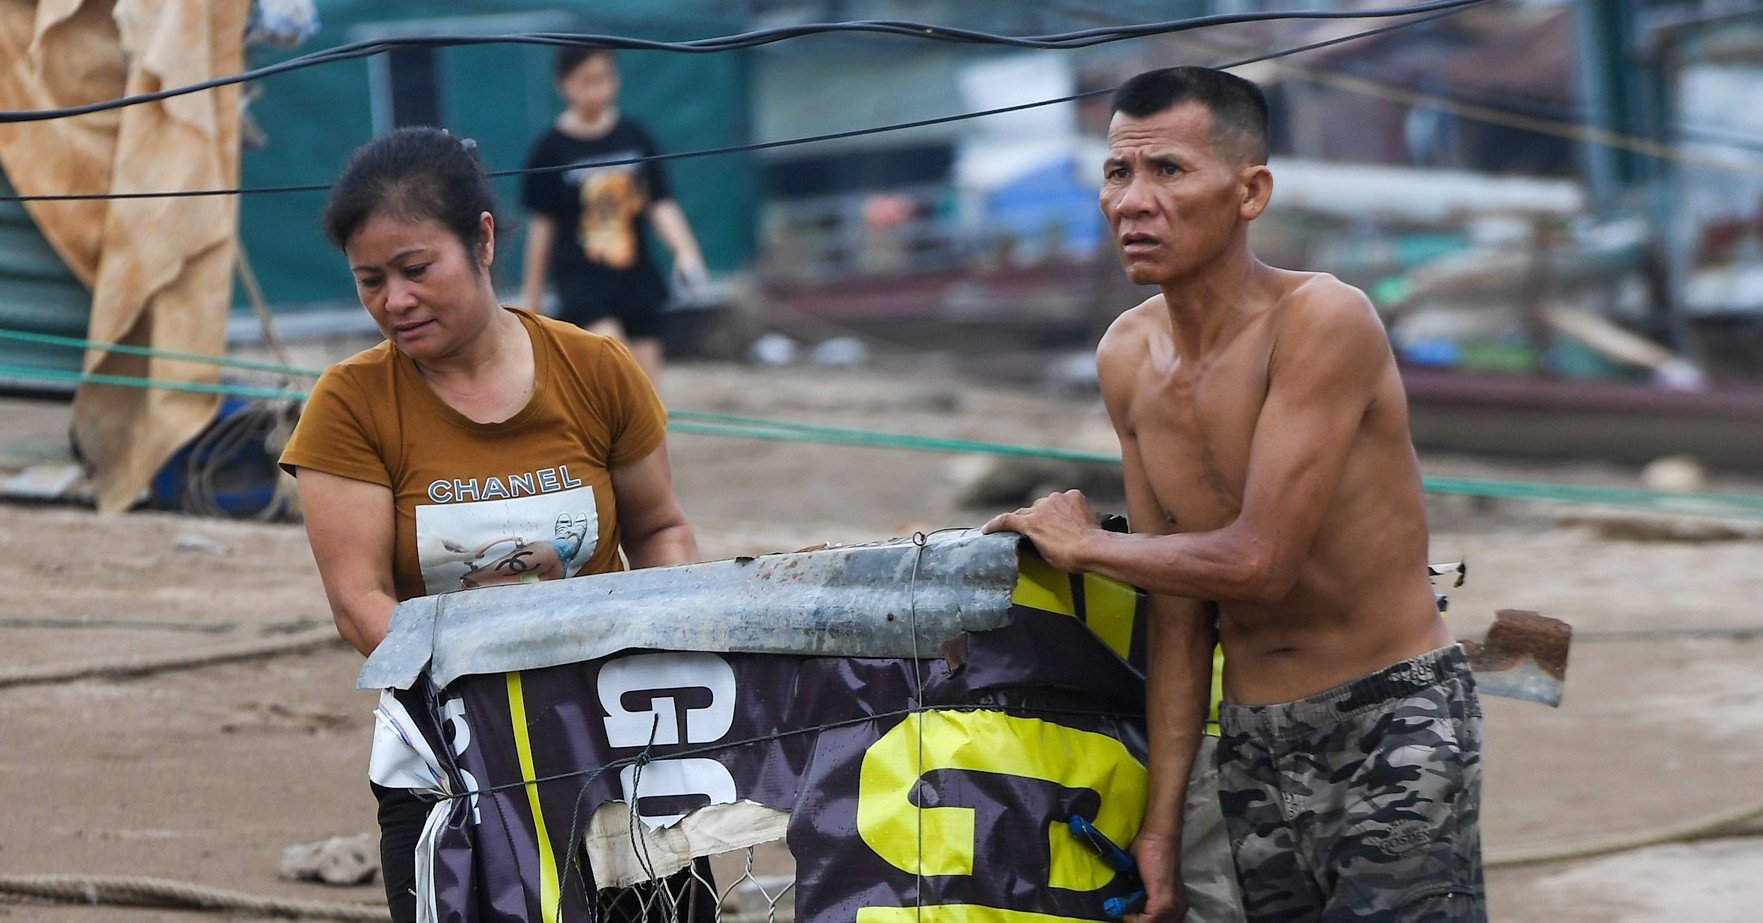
[554,46,615,82]
[321,126,500,258]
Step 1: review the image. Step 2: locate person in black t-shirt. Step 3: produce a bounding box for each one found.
[520,48,707,381]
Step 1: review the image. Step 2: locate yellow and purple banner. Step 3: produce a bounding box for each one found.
[388,545,1158,923]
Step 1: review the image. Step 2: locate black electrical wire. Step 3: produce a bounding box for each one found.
[0,0,1490,125]
[1026,0,1763,159]
[0,2,1489,204]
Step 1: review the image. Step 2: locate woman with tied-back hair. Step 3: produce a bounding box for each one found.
[279,126,701,923]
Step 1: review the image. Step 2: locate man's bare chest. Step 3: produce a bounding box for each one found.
[1126,367,1266,531]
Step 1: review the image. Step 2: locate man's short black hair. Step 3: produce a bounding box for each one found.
[1110,66,1269,165]
[554,46,615,83]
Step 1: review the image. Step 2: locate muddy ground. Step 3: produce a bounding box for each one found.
[2,355,1761,922]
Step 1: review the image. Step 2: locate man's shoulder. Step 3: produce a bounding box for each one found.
[1095,296,1164,412]
[1264,272,1399,395]
[1271,271,1384,340]
[1278,270,1373,313]
[1098,294,1164,356]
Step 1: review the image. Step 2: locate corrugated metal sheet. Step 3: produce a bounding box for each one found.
[0,166,88,392]
[360,529,1023,691]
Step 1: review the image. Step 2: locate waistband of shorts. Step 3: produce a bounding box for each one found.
[1219,643,1471,734]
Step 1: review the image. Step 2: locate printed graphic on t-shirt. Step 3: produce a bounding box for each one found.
[567,156,647,270]
[415,485,599,596]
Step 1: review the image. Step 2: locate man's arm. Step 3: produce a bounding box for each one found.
[294,468,397,656]
[1133,592,1214,923]
[987,283,1389,605]
[1118,430,1214,923]
[521,215,558,314]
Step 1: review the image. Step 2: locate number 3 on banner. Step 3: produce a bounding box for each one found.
[856,710,1148,923]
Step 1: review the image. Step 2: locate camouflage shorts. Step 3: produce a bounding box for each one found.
[1216,645,1485,922]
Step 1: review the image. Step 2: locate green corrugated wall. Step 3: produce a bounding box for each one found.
[2,3,758,353]
[238,1,759,313]
[0,166,88,390]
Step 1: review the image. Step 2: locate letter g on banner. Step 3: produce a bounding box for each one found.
[599,652,739,826]
[856,709,1147,911]
[599,652,736,746]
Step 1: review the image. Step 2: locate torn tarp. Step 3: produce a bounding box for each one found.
[367,532,1156,923]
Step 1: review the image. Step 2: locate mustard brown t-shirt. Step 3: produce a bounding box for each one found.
[280,308,666,602]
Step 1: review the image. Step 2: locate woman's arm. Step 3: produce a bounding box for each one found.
[294,467,398,656]
[610,442,698,569]
[521,214,558,314]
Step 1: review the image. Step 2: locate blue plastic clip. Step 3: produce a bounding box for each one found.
[1067,815,1147,918]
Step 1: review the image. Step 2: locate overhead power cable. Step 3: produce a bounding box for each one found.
[0,0,1490,125]
[1139,12,1763,159]
[0,2,1488,204]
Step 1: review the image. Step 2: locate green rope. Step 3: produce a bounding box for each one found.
[0,328,321,378]
[670,411,1118,463]
[4,360,1762,520]
[0,364,305,401]
[1421,476,1763,518]
[673,418,1763,518]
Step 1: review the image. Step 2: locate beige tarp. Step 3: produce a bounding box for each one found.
[0,0,244,512]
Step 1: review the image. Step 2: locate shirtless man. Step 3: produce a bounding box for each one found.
[984,67,1484,922]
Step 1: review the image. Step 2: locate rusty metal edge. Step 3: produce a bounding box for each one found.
[358,529,1022,691]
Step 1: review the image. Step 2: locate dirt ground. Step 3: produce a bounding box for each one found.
[2,355,1762,922]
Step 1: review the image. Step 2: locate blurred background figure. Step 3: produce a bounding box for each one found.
[520,47,708,383]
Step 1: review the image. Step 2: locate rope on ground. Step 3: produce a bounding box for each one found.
[0,874,386,920]
[1485,796,1763,869]
[0,625,343,689]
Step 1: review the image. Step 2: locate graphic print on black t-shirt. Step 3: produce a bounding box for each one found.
[522,120,675,320]
[571,157,647,270]
[522,119,672,276]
